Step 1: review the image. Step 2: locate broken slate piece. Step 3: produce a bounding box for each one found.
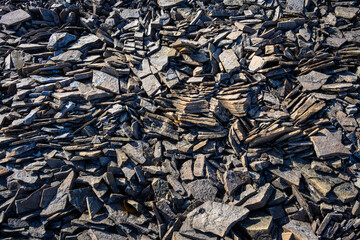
[186,201,249,237]
[40,171,74,216]
[158,0,185,8]
[186,179,217,201]
[0,9,31,26]
[219,49,240,73]
[249,56,266,72]
[283,220,317,240]
[92,70,120,94]
[141,75,161,97]
[86,196,103,219]
[47,33,77,50]
[242,183,274,210]
[310,128,351,159]
[297,71,329,91]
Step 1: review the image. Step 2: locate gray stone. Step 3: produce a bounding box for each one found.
[51,50,83,62]
[242,213,273,239]
[219,49,240,73]
[333,182,359,203]
[186,179,218,201]
[223,169,250,195]
[310,128,351,159]
[186,201,249,237]
[163,68,179,89]
[248,56,266,72]
[0,9,31,26]
[283,220,317,240]
[335,7,359,19]
[141,75,161,97]
[118,9,141,19]
[69,34,100,51]
[286,0,305,13]
[158,0,185,8]
[92,70,120,94]
[297,71,329,91]
[47,33,77,50]
[40,171,74,216]
[242,183,274,210]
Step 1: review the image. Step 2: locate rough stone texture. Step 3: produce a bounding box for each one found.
[0,9,31,26]
[283,220,318,240]
[186,179,217,201]
[140,74,161,97]
[310,128,351,159]
[92,70,120,94]
[219,49,241,73]
[297,71,329,91]
[187,201,249,237]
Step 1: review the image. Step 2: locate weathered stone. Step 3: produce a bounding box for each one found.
[242,213,273,239]
[180,160,194,181]
[47,33,77,50]
[310,129,351,159]
[0,9,31,26]
[335,7,359,19]
[223,169,250,195]
[242,183,274,210]
[187,201,249,237]
[92,70,120,94]
[140,75,161,97]
[297,71,329,91]
[333,182,359,203]
[283,220,317,240]
[219,49,240,73]
[248,56,266,72]
[40,171,74,216]
[186,179,217,201]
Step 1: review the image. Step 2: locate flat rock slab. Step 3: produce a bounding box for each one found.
[92,70,120,94]
[283,220,317,240]
[158,0,185,8]
[242,183,274,210]
[335,7,359,19]
[141,75,161,97]
[242,213,273,239]
[219,49,240,73]
[187,201,249,237]
[0,9,31,26]
[48,33,77,50]
[248,56,266,72]
[186,179,217,201]
[333,182,359,203]
[40,171,74,217]
[310,128,351,159]
[286,0,304,13]
[297,71,329,91]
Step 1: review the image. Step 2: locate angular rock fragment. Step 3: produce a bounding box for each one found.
[219,49,240,73]
[141,75,161,97]
[310,129,351,159]
[92,70,120,94]
[0,9,31,26]
[297,71,329,91]
[283,220,317,240]
[186,201,249,237]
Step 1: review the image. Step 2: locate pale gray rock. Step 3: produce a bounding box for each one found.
[92,70,120,94]
[297,71,329,91]
[0,9,31,26]
[310,128,351,159]
[47,32,77,50]
[219,49,240,73]
[186,201,249,237]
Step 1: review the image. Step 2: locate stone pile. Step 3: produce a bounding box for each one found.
[0,0,360,239]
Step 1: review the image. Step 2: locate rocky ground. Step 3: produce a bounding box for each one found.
[0,0,360,239]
